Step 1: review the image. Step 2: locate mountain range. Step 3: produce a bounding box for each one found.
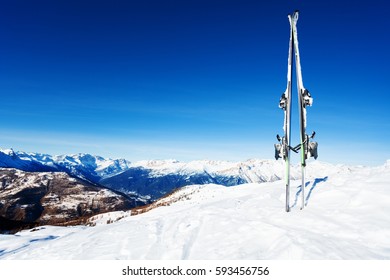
[0,149,131,182]
[1,148,362,200]
[1,149,291,200]
[0,148,364,232]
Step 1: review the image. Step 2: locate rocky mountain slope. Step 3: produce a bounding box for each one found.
[0,168,142,232]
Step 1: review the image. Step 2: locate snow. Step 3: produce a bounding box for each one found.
[87,211,132,226]
[1,161,390,260]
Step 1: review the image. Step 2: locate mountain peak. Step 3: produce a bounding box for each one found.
[0,148,16,157]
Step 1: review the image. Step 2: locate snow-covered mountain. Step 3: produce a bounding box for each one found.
[101,159,342,200]
[1,148,358,202]
[0,149,131,183]
[0,168,142,232]
[1,160,389,259]
[0,149,57,173]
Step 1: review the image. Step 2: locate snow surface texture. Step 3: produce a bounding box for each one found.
[0,161,389,260]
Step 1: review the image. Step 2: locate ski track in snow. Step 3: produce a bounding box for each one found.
[1,162,390,260]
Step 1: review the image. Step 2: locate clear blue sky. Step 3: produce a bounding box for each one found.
[0,0,389,165]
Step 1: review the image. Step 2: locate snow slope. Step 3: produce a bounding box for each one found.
[0,161,389,260]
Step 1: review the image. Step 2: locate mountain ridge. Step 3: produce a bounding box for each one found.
[0,148,131,183]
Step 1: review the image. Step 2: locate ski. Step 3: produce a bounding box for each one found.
[274,11,293,212]
[275,10,318,212]
[291,11,308,210]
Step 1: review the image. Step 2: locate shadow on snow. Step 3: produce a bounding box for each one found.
[291,176,328,208]
[29,235,57,243]
[305,177,328,206]
[0,235,58,258]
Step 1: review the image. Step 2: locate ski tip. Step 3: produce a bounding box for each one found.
[293,10,299,21]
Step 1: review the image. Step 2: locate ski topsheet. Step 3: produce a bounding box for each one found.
[275,10,318,212]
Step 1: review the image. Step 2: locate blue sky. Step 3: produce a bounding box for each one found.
[0,0,389,165]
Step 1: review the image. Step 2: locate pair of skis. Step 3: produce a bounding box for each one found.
[275,11,318,212]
